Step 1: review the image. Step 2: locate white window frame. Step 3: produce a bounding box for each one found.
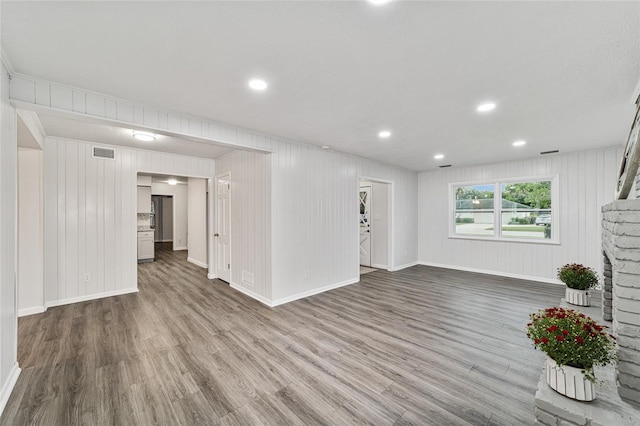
[448,174,559,244]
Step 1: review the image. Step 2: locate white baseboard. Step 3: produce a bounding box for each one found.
[371,263,388,270]
[270,277,359,307]
[45,287,139,309]
[230,282,273,307]
[161,239,173,243]
[18,306,45,317]
[187,257,208,269]
[417,261,563,285]
[0,363,21,417]
[174,246,187,251]
[207,273,216,280]
[389,261,418,272]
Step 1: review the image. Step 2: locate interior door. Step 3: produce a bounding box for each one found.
[359,186,371,266]
[216,174,231,282]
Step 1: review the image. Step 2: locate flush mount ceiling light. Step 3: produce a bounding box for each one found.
[248,78,268,91]
[167,179,178,186]
[132,131,155,142]
[321,145,331,150]
[434,154,445,160]
[512,140,527,147]
[378,130,391,138]
[368,0,392,5]
[476,102,496,113]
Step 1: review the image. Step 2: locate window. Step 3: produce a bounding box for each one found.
[451,176,557,242]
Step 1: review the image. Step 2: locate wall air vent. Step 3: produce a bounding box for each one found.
[439,164,452,168]
[92,146,115,160]
[540,150,560,155]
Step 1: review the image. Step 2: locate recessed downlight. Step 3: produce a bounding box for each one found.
[368,0,393,5]
[378,130,391,138]
[434,154,445,160]
[167,179,178,186]
[132,131,155,142]
[321,145,331,150]
[248,78,268,91]
[512,140,526,147]
[476,102,496,112]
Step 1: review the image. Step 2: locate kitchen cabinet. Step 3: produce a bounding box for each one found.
[137,186,151,213]
[137,230,154,262]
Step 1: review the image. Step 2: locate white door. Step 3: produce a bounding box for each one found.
[215,174,231,282]
[359,186,371,266]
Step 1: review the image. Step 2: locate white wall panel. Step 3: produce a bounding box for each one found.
[43,137,215,306]
[418,147,622,282]
[11,75,418,307]
[0,61,20,416]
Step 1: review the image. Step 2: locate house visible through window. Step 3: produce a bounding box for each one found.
[452,177,556,242]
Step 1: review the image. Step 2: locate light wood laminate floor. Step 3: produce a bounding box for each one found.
[2,243,564,425]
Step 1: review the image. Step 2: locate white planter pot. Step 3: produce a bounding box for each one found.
[565,287,590,306]
[545,357,595,401]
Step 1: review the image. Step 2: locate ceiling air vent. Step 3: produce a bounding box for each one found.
[92,146,115,160]
[439,164,452,168]
[540,150,559,155]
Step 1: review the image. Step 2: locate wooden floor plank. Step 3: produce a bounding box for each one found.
[1,242,564,425]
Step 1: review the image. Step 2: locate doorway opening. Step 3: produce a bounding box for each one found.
[359,177,392,275]
[214,173,231,283]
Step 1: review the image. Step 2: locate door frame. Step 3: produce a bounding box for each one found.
[214,172,231,282]
[357,176,394,272]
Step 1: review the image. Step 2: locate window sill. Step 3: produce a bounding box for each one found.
[448,235,561,245]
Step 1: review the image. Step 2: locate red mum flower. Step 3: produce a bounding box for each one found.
[534,339,541,344]
[556,335,564,341]
[562,329,569,335]
[575,336,584,344]
[547,325,559,332]
[541,337,549,344]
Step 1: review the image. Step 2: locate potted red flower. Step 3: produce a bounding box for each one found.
[557,263,599,306]
[527,307,616,401]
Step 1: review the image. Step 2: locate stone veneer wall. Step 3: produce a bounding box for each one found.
[602,198,640,406]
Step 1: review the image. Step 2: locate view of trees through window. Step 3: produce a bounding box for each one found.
[453,180,553,240]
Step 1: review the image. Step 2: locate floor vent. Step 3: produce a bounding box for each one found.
[92,146,115,160]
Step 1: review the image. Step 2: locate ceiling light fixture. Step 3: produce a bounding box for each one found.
[368,0,393,5]
[321,145,331,150]
[132,131,155,142]
[512,140,526,147]
[378,130,391,138]
[168,179,178,186]
[248,78,268,91]
[476,102,496,112]
[434,154,445,160]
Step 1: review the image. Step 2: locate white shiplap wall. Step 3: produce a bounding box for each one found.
[43,137,215,306]
[418,147,622,282]
[215,150,272,302]
[0,62,20,415]
[10,74,419,306]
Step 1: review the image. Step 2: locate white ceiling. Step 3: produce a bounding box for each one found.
[36,112,235,160]
[3,1,640,171]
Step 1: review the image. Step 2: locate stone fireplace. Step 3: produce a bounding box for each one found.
[602,192,640,406]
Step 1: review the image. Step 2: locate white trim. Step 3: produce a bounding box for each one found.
[18,306,45,317]
[417,261,563,285]
[16,109,45,148]
[187,257,208,269]
[0,363,21,417]
[207,273,216,280]
[270,277,359,307]
[174,246,187,251]
[45,287,139,309]
[161,239,173,243]
[357,176,394,277]
[389,261,418,272]
[230,282,273,307]
[371,263,388,270]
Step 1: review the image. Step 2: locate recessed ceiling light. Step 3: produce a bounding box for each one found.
[434,154,445,160]
[132,131,155,142]
[321,145,331,150]
[248,78,268,91]
[378,130,391,138]
[368,0,393,5]
[477,102,496,112]
[512,140,527,147]
[168,179,178,186]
